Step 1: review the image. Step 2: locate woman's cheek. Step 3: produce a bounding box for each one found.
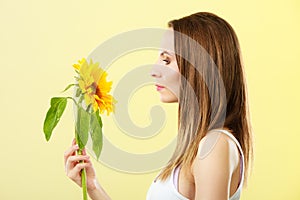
[164,68,180,98]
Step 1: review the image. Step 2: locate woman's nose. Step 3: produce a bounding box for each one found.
[150,62,161,78]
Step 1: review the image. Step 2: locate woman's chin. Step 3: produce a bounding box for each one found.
[160,96,178,103]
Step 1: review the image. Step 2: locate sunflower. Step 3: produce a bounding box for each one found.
[73,58,116,115]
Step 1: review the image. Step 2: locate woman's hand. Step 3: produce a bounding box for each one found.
[64,139,98,191]
[64,139,111,200]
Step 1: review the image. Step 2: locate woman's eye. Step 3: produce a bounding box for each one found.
[163,59,170,64]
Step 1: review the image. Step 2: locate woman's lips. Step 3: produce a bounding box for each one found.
[155,84,165,91]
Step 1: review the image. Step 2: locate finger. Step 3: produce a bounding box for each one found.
[74,162,91,172]
[82,148,87,155]
[68,155,90,163]
[64,144,79,165]
[72,138,76,145]
[67,162,91,180]
[65,155,90,172]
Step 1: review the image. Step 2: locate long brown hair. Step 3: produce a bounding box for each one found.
[157,12,253,185]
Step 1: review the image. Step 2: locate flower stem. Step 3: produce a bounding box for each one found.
[77,148,88,200]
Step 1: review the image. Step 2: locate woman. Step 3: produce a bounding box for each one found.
[64,12,253,200]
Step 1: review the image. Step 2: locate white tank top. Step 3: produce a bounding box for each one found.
[146,129,245,200]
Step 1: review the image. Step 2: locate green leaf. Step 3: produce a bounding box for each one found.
[75,106,90,149]
[61,84,76,93]
[90,110,103,160]
[43,97,67,141]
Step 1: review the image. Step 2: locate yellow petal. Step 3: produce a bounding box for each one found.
[73,63,80,70]
[93,101,98,112]
[84,94,92,106]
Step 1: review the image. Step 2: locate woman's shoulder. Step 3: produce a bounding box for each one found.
[193,129,240,173]
[190,129,241,198]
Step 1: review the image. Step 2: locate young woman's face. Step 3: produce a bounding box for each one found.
[150,28,180,103]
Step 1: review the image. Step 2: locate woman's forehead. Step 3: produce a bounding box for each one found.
[159,29,175,55]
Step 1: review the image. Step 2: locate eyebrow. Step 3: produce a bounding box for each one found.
[160,50,173,56]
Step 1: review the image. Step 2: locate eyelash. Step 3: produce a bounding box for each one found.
[163,59,170,64]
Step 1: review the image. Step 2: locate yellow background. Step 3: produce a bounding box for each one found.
[1,0,299,199]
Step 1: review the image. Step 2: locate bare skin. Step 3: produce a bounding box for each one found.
[64,139,111,200]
